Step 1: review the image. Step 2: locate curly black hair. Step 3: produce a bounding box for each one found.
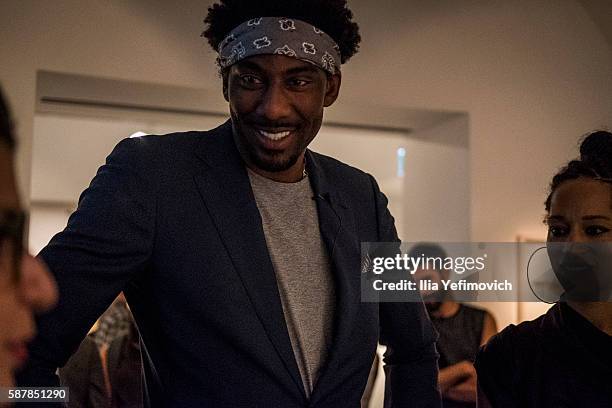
[0,86,16,150]
[202,0,361,66]
[545,130,612,212]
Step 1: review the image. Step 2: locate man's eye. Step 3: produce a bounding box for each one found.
[585,225,610,236]
[288,78,312,88]
[239,75,263,86]
[548,225,568,237]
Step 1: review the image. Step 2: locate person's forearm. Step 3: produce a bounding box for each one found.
[438,363,470,393]
[446,379,476,402]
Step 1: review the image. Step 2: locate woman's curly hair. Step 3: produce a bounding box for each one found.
[545,130,612,212]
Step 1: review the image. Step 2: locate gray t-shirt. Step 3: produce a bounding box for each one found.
[247,168,336,398]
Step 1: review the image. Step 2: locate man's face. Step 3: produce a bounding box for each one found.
[413,267,446,312]
[225,54,340,180]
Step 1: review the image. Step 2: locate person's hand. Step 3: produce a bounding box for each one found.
[446,363,477,402]
[458,360,476,379]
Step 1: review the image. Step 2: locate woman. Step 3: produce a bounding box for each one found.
[475,130,612,407]
[0,88,58,391]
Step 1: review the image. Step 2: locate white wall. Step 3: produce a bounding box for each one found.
[402,116,470,242]
[29,203,74,255]
[2,0,612,365]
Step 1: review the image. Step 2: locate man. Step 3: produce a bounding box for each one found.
[410,243,497,408]
[0,87,57,389]
[18,1,441,406]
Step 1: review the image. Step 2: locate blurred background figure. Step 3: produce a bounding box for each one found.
[59,293,142,408]
[410,243,497,408]
[58,330,107,407]
[476,131,612,407]
[0,86,58,389]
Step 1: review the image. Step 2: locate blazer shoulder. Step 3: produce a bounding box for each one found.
[308,150,375,189]
[110,122,229,169]
[122,130,208,155]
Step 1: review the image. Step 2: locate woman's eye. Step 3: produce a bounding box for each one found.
[548,225,568,237]
[585,225,610,236]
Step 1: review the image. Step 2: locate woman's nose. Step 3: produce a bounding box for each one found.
[18,254,58,313]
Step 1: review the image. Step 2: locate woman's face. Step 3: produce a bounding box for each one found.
[546,178,612,300]
[0,145,57,388]
[547,178,612,243]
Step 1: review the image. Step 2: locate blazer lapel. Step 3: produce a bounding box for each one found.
[306,151,363,404]
[193,121,306,399]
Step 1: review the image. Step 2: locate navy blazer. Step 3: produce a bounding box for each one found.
[18,120,440,407]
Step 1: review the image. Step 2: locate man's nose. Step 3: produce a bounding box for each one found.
[256,83,292,121]
[18,254,58,313]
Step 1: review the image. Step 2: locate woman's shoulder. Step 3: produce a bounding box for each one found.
[490,304,558,347]
[476,304,560,370]
[474,305,561,405]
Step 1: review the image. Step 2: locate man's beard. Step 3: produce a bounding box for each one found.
[245,143,302,173]
[230,112,309,173]
[423,290,450,313]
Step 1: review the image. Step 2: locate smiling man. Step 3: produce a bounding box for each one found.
[226,53,339,182]
[18,1,440,407]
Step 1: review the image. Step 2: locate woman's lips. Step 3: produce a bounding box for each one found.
[5,341,29,367]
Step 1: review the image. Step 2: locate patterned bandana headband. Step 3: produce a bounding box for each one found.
[218,17,341,75]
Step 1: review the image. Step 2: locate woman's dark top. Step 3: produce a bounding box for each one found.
[475,303,612,407]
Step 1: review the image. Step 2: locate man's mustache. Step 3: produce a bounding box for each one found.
[247,119,300,129]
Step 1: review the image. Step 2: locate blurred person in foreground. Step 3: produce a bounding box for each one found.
[16,1,440,406]
[0,87,58,391]
[410,243,497,408]
[475,130,612,407]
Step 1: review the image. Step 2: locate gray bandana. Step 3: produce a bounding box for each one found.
[218,17,341,75]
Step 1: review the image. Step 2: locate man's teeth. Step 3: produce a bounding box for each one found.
[258,130,291,140]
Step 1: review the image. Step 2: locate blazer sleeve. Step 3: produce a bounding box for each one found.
[368,175,442,408]
[16,137,157,389]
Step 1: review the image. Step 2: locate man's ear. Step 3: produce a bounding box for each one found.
[323,73,341,107]
[222,71,229,102]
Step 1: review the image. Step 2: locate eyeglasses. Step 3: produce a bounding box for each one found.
[0,209,25,283]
